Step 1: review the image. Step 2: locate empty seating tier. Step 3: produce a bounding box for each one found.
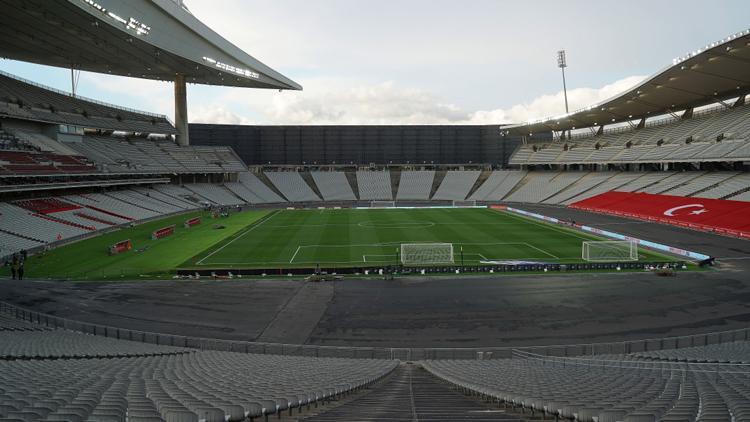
[432,170,481,200]
[265,171,321,202]
[396,170,435,200]
[356,170,393,200]
[311,171,357,201]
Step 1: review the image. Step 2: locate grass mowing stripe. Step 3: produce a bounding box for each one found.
[194,210,280,265]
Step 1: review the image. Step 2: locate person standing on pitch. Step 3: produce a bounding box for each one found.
[10,255,18,280]
[17,258,24,281]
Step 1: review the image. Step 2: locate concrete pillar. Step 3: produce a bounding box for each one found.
[174,73,189,146]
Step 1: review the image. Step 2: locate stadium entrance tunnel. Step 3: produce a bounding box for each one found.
[177,260,686,278]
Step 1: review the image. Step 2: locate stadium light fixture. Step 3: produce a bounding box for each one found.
[557,50,569,114]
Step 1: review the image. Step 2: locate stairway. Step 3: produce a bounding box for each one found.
[299,364,524,421]
[429,170,447,200]
[344,171,360,199]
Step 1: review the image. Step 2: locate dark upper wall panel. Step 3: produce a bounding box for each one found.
[189,124,525,167]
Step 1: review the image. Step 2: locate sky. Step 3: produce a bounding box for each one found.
[1,0,748,126]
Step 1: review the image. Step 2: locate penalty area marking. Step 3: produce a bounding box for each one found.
[357,221,436,229]
[289,246,302,263]
[288,243,557,264]
[196,211,282,265]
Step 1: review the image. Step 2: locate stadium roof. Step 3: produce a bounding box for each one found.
[507,28,750,136]
[0,0,302,90]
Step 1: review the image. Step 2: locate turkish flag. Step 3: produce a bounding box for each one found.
[571,191,750,238]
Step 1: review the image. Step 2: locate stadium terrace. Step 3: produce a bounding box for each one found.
[1,2,750,422]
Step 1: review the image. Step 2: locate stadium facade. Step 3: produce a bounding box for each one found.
[190,124,524,166]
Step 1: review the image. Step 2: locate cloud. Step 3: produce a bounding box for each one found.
[260,80,466,125]
[205,74,647,125]
[77,68,646,127]
[190,105,253,125]
[466,75,647,124]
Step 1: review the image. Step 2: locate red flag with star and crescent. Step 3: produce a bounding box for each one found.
[571,191,750,238]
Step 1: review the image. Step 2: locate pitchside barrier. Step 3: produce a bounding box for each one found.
[151,225,176,240]
[108,239,132,256]
[504,207,711,261]
[2,300,748,361]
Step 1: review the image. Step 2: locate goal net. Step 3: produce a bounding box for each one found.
[370,200,395,208]
[453,200,477,207]
[582,240,638,262]
[401,243,454,265]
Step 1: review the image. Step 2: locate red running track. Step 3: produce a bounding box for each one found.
[570,191,750,239]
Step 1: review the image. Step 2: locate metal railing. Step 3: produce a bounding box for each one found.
[511,349,750,375]
[1,300,747,361]
[0,69,168,119]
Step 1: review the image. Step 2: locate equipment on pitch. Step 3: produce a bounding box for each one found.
[581,240,638,262]
[400,243,454,265]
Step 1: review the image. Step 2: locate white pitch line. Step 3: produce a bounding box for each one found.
[524,242,560,259]
[289,246,302,263]
[502,211,592,241]
[196,211,282,265]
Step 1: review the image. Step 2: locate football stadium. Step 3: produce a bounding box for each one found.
[1,1,750,421]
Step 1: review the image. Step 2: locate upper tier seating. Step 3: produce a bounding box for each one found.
[0,71,175,133]
[432,171,481,200]
[311,171,357,201]
[396,171,435,200]
[0,128,37,152]
[510,102,750,166]
[62,136,247,175]
[265,171,321,202]
[356,170,393,200]
[0,150,95,175]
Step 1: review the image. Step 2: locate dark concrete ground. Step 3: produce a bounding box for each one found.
[1,205,748,348]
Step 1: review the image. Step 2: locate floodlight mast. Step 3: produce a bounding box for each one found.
[557,49,570,141]
[557,50,569,114]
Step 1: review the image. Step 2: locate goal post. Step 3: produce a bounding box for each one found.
[582,240,638,262]
[370,200,395,208]
[452,200,477,207]
[401,243,454,265]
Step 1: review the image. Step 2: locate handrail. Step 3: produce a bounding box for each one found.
[1,300,747,360]
[511,349,750,375]
[0,69,168,120]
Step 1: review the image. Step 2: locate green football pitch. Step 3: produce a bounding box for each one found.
[184,208,673,269]
[5,207,679,280]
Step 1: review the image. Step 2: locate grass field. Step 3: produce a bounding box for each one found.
[183,208,676,269]
[2,207,680,280]
[3,210,269,280]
